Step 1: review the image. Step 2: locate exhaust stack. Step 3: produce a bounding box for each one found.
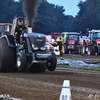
[28,26,32,33]
[23,0,40,27]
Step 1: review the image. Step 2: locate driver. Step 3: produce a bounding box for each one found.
[15,19,23,43]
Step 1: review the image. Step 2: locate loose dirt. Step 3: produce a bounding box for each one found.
[0,54,100,100]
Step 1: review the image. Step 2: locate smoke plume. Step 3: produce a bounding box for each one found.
[23,0,40,27]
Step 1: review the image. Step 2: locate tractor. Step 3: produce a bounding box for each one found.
[0,17,57,72]
[81,29,100,55]
[0,23,12,37]
[63,32,80,54]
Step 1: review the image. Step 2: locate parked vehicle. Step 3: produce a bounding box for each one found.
[63,32,80,54]
[81,29,100,55]
[60,32,68,43]
[51,32,61,42]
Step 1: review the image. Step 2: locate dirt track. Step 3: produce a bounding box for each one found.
[0,54,100,100]
[58,54,100,62]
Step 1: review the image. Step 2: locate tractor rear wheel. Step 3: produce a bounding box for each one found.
[76,45,80,54]
[16,51,27,71]
[0,38,15,72]
[87,46,95,55]
[47,52,57,71]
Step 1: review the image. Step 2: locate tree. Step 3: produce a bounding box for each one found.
[65,15,74,32]
[32,0,67,34]
[0,0,68,35]
[0,0,24,23]
[72,0,100,35]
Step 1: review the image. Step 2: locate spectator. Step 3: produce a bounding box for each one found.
[58,37,63,56]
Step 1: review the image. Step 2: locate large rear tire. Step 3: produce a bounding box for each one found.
[87,46,95,55]
[47,52,57,71]
[16,51,27,71]
[76,45,80,54]
[0,38,15,72]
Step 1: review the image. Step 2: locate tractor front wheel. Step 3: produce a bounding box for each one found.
[47,52,57,71]
[16,51,27,71]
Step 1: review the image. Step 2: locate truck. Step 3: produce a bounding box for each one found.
[0,17,57,73]
[51,32,61,42]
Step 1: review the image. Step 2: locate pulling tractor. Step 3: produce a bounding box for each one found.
[81,29,100,55]
[0,17,57,72]
[63,32,81,54]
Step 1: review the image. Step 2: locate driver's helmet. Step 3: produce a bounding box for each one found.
[17,19,23,25]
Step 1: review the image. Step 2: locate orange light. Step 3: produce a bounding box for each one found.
[54,33,57,34]
[87,28,89,31]
[0,23,12,25]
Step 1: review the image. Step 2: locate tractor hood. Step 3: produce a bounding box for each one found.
[27,33,46,48]
[69,39,75,44]
[96,39,100,43]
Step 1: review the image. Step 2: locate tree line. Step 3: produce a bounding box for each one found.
[0,0,100,35]
[72,0,100,35]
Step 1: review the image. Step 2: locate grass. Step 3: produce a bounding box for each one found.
[57,65,100,71]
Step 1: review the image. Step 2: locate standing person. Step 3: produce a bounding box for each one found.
[58,37,63,56]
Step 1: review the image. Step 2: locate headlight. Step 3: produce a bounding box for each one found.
[32,44,39,50]
[40,47,46,50]
[40,45,46,50]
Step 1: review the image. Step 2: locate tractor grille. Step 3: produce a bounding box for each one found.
[28,33,46,49]
[34,38,45,48]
